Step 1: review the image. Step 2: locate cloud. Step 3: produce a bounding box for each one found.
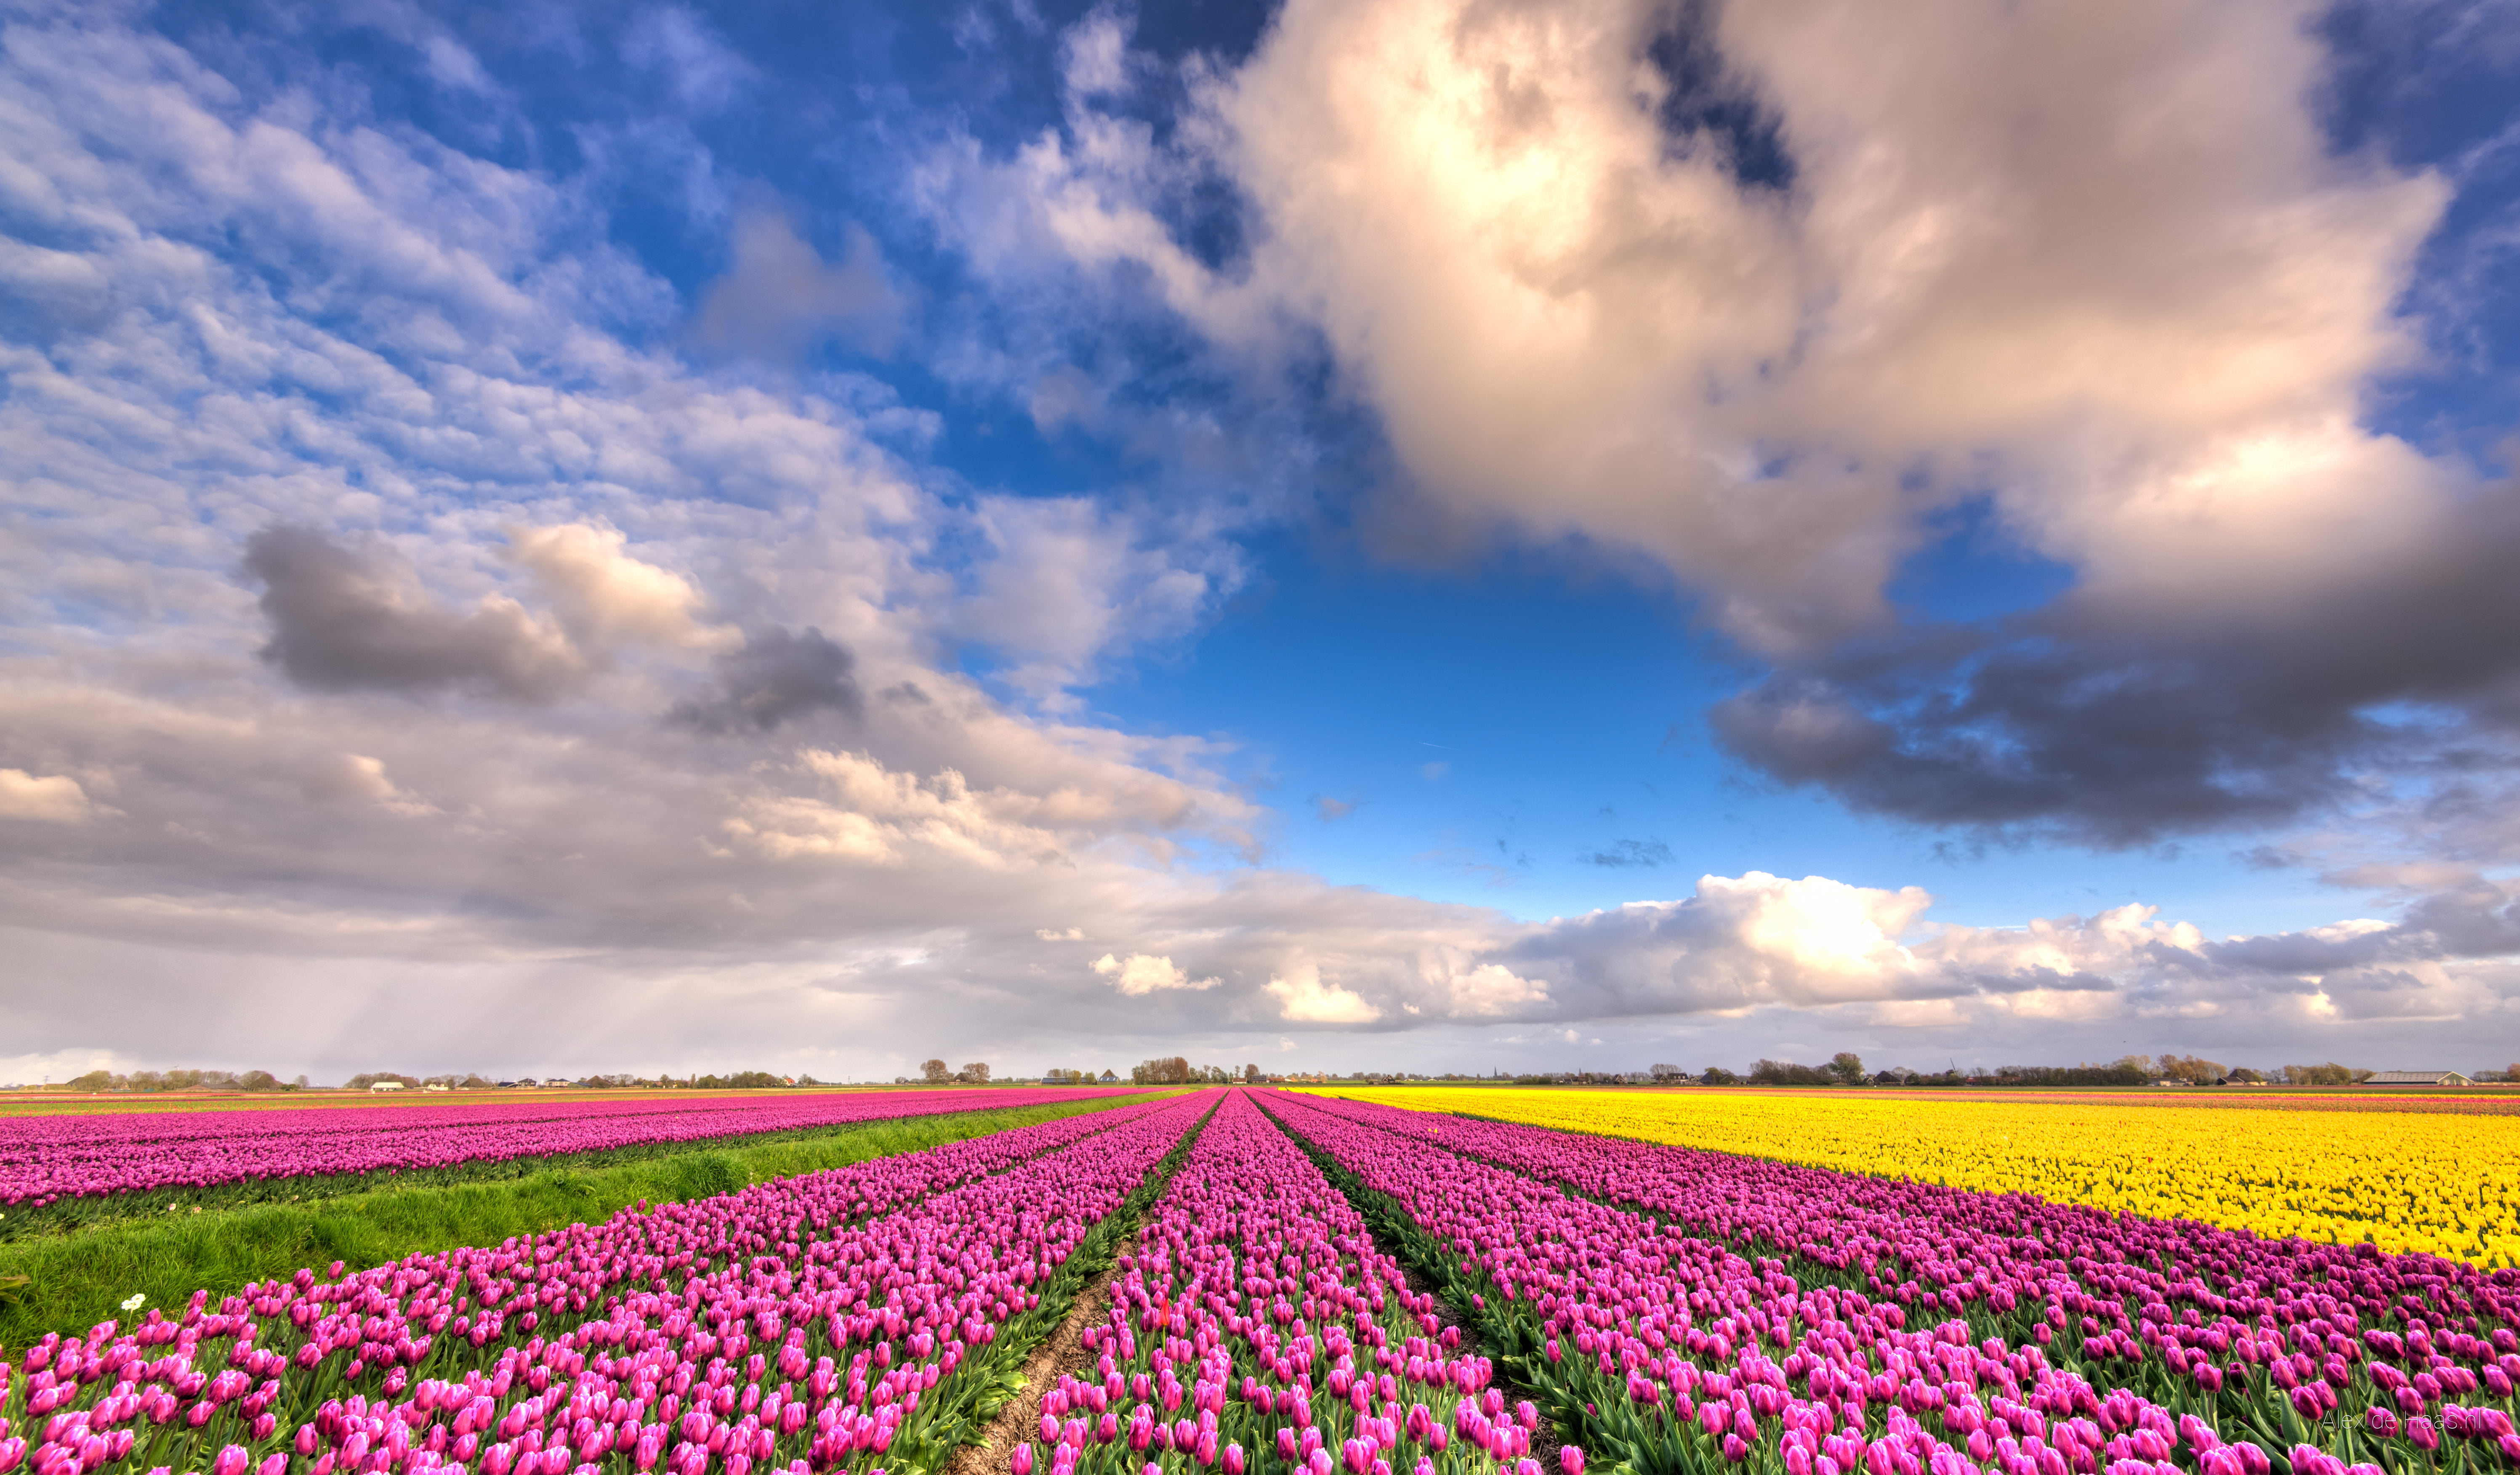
[1311,795,1360,821]
[979,0,2515,846]
[0,770,93,823]
[668,627,865,733]
[1420,761,1448,781]
[1092,952,1221,995]
[1037,926,1084,941]
[622,7,758,114]
[1708,494,2520,843]
[1263,964,1383,1023]
[508,524,734,654]
[1581,837,1672,868]
[241,527,586,701]
[689,211,904,362]
[948,495,1237,707]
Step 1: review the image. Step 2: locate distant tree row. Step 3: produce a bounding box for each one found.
[64,1068,307,1092]
[1629,1055,2398,1087]
[1127,1059,1263,1084]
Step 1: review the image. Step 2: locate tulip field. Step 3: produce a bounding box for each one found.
[0,1090,1144,1208]
[1257,1092,2520,1475]
[0,1092,1208,1475]
[3,1086,2517,1475]
[1025,1091,1514,1475]
[1298,1089,2520,1267]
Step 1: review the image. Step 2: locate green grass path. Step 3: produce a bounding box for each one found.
[0,1091,1159,1347]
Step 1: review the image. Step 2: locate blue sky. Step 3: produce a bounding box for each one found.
[2,0,2517,1082]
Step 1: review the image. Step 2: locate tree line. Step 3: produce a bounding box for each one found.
[1643,1055,2475,1087]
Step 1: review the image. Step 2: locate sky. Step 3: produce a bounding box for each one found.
[2,0,2518,1084]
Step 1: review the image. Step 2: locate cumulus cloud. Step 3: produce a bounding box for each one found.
[1092,952,1221,994]
[242,527,586,701]
[1262,964,1383,1023]
[508,524,733,655]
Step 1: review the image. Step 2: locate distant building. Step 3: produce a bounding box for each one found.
[369,1081,404,1092]
[2363,1070,2475,1087]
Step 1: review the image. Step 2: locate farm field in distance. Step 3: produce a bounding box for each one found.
[1301,1084,2520,1266]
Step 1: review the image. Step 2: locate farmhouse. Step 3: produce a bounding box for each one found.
[2362,1070,2475,1087]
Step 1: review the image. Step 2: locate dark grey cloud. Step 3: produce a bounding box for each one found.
[668,626,864,733]
[1710,492,2520,848]
[242,526,583,700]
[1580,837,1673,868]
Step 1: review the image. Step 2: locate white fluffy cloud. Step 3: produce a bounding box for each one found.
[1093,953,1221,995]
[1262,965,1383,1024]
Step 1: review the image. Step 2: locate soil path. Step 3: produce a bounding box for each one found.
[943,1269,1114,1475]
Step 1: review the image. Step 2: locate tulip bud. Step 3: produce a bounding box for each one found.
[1013,1445,1035,1475]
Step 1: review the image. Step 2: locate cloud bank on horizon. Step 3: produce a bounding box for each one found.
[0,0,2516,1080]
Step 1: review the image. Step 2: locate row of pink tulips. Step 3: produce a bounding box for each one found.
[1014,1090,1522,1475]
[1256,1092,2520,1475]
[0,1093,1210,1475]
[0,1090,1144,1204]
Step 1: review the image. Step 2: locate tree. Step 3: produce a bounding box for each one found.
[1649,1063,1682,1080]
[2283,1062,2356,1085]
[1243,1064,1261,1082]
[1825,1052,1865,1084]
[1131,1057,1191,1085]
[239,1070,282,1091]
[1701,1066,1740,1086]
[960,1062,990,1084]
[2159,1054,2225,1085]
[921,1058,950,1084]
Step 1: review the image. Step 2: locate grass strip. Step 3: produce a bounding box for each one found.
[0,1092,1163,1347]
[0,1090,1141,1243]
